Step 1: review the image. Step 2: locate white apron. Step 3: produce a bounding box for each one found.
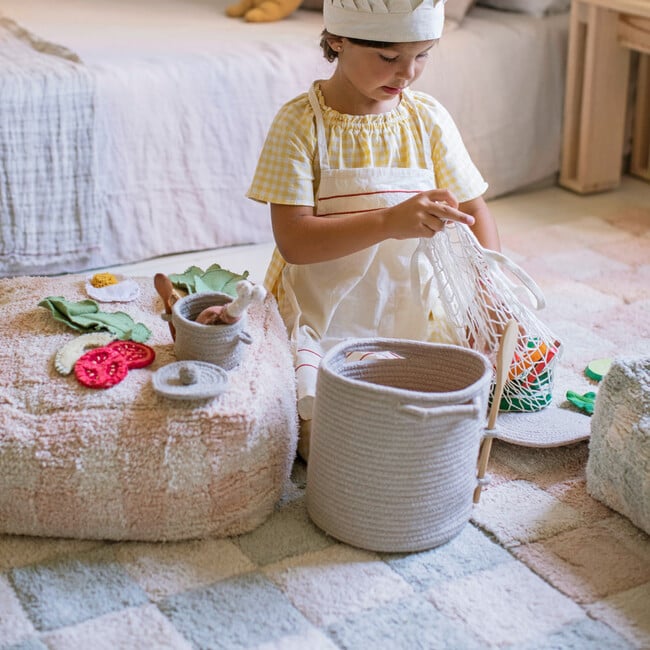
[282,87,436,419]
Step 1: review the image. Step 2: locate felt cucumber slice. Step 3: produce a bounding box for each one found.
[585,358,612,382]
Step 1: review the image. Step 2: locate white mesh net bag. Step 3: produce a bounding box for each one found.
[411,223,562,412]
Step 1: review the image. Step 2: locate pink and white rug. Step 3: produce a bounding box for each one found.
[1,196,648,649]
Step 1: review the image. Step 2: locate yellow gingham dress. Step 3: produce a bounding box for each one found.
[247,82,488,301]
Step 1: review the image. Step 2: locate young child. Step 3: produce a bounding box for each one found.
[247,0,501,459]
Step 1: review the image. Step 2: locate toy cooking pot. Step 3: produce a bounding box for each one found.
[172,291,253,370]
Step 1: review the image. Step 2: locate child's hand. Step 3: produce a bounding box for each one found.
[384,189,475,239]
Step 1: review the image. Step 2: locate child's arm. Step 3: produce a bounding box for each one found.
[460,196,501,252]
[271,188,475,265]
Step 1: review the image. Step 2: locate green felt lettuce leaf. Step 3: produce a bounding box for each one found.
[169,264,249,297]
[168,266,205,294]
[38,297,151,342]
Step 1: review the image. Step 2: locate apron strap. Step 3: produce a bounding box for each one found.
[401,89,434,170]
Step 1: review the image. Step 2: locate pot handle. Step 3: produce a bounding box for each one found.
[238,330,253,345]
[398,403,481,420]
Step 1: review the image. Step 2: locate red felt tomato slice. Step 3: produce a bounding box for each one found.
[106,340,156,369]
[74,347,129,389]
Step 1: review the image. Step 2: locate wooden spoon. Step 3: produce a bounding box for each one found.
[473,319,518,503]
[154,273,182,341]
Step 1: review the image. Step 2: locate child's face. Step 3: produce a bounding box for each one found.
[333,38,435,111]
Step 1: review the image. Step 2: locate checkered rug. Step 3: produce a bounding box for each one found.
[2,199,649,649]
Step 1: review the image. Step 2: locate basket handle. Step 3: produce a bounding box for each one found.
[398,403,481,420]
[238,331,253,345]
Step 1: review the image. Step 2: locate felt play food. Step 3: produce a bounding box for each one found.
[106,340,156,369]
[54,332,116,375]
[195,280,266,325]
[74,346,129,389]
[85,274,140,302]
[566,390,597,415]
[39,296,151,342]
[585,358,613,382]
[168,263,249,297]
[508,339,558,381]
[508,341,546,380]
[90,272,119,288]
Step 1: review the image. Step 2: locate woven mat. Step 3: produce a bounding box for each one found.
[493,408,590,447]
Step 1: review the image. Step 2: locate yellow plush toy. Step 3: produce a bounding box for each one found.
[225,0,305,22]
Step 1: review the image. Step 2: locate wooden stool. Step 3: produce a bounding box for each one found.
[560,0,650,193]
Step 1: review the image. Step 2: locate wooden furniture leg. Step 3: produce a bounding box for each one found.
[630,53,650,181]
[560,2,632,193]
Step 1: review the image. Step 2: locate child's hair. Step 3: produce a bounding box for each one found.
[320,29,395,62]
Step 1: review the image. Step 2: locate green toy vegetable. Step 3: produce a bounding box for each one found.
[38,297,151,342]
[169,264,250,297]
[585,358,612,382]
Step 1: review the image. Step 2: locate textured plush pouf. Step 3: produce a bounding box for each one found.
[586,357,649,535]
[0,275,298,541]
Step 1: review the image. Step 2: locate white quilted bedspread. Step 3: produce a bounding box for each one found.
[0,16,101,276]
[0,0,569,278]
[0,0,331,278]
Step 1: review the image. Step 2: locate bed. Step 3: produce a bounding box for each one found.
[0,0,569,277]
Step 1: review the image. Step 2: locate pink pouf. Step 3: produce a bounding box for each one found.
[0,275,297,541]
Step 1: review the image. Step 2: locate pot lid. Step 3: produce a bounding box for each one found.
[152,360,228,400]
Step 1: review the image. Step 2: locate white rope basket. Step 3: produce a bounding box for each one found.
[306,338,492,553]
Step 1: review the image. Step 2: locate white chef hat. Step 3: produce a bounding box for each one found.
[323,0,447,43]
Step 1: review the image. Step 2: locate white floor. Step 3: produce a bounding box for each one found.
[98,175,650,283]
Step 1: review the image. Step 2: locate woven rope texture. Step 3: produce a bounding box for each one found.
[172,292,252,370]
[306,338,492,552]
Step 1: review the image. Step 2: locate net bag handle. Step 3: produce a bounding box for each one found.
[411,225,546,311]
[482,248,546,310]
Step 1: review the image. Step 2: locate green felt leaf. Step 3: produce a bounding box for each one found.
[221,272,250,296]
[126,322,152,343]
[38,297,151,342]
[170,264,249,297]
[38,297,99,331]
[198,268,249,295]
[193,274,215,294]
[168,266,205,294]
